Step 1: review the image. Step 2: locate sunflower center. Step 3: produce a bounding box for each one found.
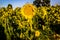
[24,6,33,16]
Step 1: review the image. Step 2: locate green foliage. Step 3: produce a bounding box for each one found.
[0,4,60,40]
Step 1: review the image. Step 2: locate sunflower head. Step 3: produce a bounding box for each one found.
[35,30,41,37]
[21,3,37,19]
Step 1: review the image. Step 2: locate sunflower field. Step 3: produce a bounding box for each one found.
[0,4,60,40]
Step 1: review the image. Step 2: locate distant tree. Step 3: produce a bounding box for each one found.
[33,0,41,7]
[7,4,13,10]
[33,0,50,7]
[7,4,13,14]
[43,0,50,6]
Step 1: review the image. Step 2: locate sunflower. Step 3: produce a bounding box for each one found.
[21,3,37,19]
[35,30,41,37]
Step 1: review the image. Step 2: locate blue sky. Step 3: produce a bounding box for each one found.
[0,0,60,8]
[51,0,60,5]
[0,0,34,8]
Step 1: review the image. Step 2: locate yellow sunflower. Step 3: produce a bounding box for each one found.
[21,3,37,19]
[35,30,41,37]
